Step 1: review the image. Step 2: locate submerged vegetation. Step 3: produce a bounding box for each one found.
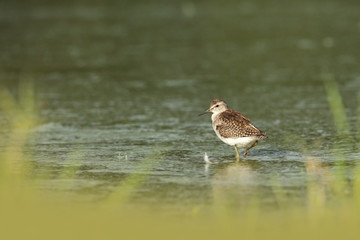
[0,76,359,239]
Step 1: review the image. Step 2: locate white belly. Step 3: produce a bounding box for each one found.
[214,131,258,148]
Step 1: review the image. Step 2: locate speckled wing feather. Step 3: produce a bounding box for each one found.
[215,110,266,138]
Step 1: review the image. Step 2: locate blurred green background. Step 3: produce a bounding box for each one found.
[0,0,360,239]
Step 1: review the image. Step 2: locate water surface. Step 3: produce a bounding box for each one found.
[1,0,360,211]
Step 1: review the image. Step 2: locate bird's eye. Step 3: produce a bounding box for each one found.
[215,104,219,107]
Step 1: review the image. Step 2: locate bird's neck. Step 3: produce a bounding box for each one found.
[211,110,225,121]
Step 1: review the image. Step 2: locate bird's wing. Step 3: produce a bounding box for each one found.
[216,110,265,138]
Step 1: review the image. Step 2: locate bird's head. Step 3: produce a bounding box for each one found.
[199,99,228,116]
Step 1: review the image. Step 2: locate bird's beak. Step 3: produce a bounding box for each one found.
[198,109,211,116]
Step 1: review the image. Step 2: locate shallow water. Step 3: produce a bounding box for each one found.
[1,0,360,211]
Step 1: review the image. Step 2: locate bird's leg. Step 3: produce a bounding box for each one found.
[243,141,258,158]
[234,145,241,161]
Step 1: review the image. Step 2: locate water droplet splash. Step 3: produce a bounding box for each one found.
[203,152,211,164]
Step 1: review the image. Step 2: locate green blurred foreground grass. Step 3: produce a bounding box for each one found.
[1,79,360,240]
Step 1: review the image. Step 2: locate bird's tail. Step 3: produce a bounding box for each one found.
[258,133,267,139]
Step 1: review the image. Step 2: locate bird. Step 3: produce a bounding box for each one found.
[199,99,266,160]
